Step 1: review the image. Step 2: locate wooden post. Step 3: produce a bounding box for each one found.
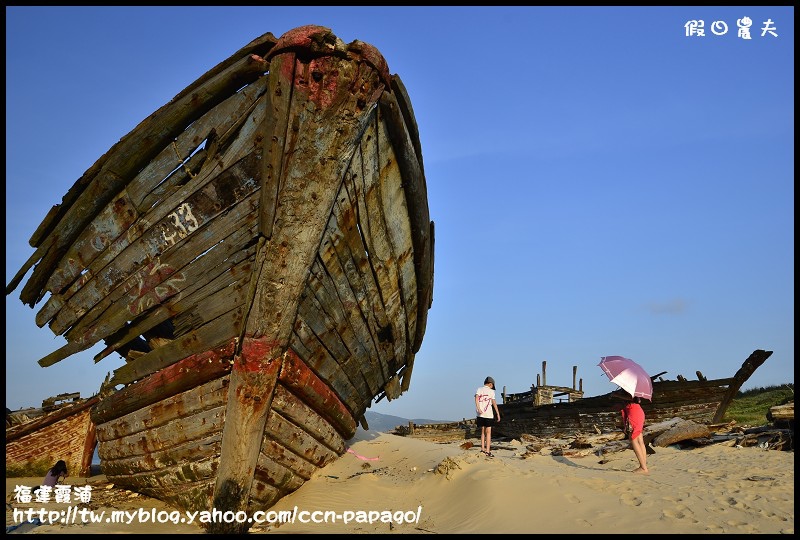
[542,360,547,386]
[572,366,577,389]
[210,339,281,534]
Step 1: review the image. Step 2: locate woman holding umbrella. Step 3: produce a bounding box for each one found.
[599,356,652,474]
[620,395,649,474]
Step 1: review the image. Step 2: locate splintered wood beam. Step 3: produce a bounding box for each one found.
[712,349,773,423]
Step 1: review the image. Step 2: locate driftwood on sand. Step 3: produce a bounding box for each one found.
[767,401,794,424]
[400,412,794,459]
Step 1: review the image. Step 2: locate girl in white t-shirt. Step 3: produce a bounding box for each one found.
[475,377,501,457]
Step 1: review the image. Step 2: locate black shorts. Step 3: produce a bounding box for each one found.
[476,416,495,428]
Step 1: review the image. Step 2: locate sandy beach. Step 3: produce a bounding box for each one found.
[6,430,793,534]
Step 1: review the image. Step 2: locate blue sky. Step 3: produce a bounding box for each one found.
[6,6,794,423]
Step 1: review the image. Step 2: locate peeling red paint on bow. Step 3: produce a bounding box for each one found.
[234,336,283,373]
[279,348,357,437]
[267,24,389,110]
[91,339,237,425]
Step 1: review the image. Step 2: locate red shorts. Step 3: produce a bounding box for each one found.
[622,402,645,439]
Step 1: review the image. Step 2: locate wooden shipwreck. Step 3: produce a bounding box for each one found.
[6,393,99,478]
[6,25,434,532]
[494,350,772,439]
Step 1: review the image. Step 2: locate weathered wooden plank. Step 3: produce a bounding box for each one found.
[712,349,772,423]
[390,74,425,175]
[46,152,261,336]
[18,53,270,307]
[43,191,140,298]
[247,477,283,509]
[107,307,242,387]
[252,453,305,496]
[271,384,345,454]
[650,419,712,447]
[373,111,416,372]
[43,79,268,299]
[257,54,290,239]
[101,434,221,477]
[306,257,383,397]
[259,438,318,482]
[768,401,794,422]
[136,148,207,217]
[327,192,390,387]
[106,458,217,493]
[379,91,432,353]
[93,222,257,363]
[355,117,407,378]
[170,278,248,339]
[91,340,235,425]
[263,409,339,468]
[279,346,359,437]
[297,288,372,402]
[121,479,215,515]
[99,406,225,460]
[318,220,379,368]
[95,376,228,441]
[289,324,365,416]
[340,147,397,372]
[128,76,269,211]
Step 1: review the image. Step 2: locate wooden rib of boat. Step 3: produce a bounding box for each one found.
[494,349,772,439]
[6,25,434,532]
[6,393,99,478]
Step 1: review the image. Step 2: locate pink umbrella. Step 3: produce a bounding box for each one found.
[598,355,653,401]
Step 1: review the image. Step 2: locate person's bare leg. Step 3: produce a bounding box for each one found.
[631,434,649,474]
[486,427,492,455]
[481,427,487,453]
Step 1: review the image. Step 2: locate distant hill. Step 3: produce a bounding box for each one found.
[359,410,452,433]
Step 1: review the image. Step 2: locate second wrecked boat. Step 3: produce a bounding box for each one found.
[6,393,99,478]
[494,349,773,439]
[7,25,434,532]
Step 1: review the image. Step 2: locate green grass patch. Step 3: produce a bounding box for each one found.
[5,457,54,478]
[722,383,794,427]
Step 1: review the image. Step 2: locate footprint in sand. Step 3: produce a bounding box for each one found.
[725,519,754,531]
[725,496,742,508]
[619,493,642,507]
[661,504,698,523]
[565,494,580,504]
